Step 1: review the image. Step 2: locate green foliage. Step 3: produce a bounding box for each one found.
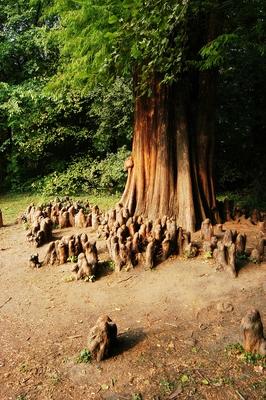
[215,1,266,199]
[76,348,92,364]
[1,77,132,192]
[0,0,265,205]
[102,260,115,271]
[217,191,266,212]
[225,343,244,354]
[225,343,266,367]
[243,351,266,366]
[89,78,133,154]
[67,255,78,263]
[31,147,130,196]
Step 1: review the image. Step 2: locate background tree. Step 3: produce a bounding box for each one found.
[0,0,265,220]
[0,0,133,192]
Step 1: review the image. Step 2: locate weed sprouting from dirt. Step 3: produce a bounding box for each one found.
[180,374,190,384]
[84,275,96,282]
[19,362,29,373]
[203,251,213,260]
[76,348,92,364]
[67,255,78,263]
[16,396,28,400]
[132,394,142,400]
[159,378,176,394]
[225,343,244,354]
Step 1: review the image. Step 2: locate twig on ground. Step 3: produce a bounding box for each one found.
[117,276,134,284]
[0,297,12,309]
[235,390,246,400]
[67,335,82,339]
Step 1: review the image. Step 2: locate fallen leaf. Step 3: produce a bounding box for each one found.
[180,374,189,383]
[101,384,109,390]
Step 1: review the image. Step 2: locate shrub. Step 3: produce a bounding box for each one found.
[31,147,130,196]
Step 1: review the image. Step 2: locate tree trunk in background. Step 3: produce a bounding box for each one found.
[120,70,219,232]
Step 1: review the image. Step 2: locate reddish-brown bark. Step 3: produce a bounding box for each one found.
[120,71,219,232]
[120,6,223,232]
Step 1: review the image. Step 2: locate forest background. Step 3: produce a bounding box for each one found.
[0,0,265,209]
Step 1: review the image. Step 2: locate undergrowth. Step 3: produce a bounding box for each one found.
[225,343,266,367]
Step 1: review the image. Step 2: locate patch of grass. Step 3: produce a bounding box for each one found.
[0,193,47,224]
[221,376,235,386]
[0,192,120,225]
[137,353,146,365]
[76,348,92,364]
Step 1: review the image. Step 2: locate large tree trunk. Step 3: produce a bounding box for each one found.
[120,71,218,232]
[120,5,222,232]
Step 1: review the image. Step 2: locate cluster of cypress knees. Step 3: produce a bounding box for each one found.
[10,199,266,362]
[19,197,265,280]
[20,199,101,247]
[20,199,100,279]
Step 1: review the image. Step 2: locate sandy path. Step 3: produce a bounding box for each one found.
[0,223,266,400]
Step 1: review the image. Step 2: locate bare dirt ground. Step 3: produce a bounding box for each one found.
[0,221,266,400]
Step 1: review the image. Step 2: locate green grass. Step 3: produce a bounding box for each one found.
[0,192,120,225]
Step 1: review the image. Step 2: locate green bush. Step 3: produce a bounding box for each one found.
[31,147,130,196]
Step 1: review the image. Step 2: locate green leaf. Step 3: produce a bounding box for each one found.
[108,15,118,24]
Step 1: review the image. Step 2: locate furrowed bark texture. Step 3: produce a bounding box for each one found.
[120,8,222,232]
[121,72,218,232]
